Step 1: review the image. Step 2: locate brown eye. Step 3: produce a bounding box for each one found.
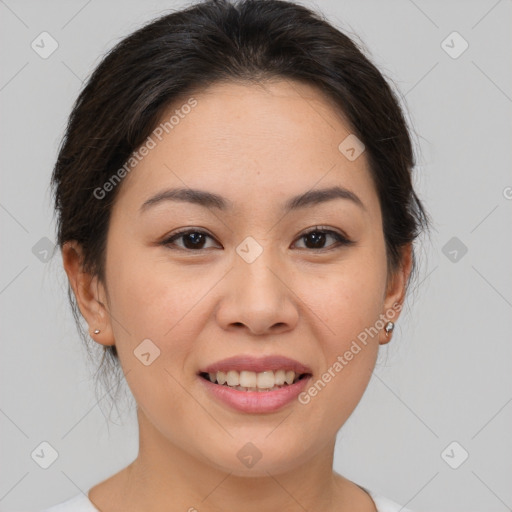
[294,228,353,251]
[162,230,220,251]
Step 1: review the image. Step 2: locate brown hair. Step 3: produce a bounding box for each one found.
[51,0,430,413]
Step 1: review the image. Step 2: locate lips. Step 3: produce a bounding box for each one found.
[197,355,313,413]
[199,354,312,375]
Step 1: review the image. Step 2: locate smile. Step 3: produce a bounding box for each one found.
[199,369,308,392]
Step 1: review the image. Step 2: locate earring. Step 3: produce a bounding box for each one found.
[384,321,394,336]
[93,329,101,334]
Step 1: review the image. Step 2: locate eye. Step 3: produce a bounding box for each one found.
[161,229,220,251]
[161,226,354,252]
[293,227,354,251]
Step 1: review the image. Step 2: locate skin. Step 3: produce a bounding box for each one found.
[63,79,412,512]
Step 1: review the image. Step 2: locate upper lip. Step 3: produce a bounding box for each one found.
[199,355,312,375]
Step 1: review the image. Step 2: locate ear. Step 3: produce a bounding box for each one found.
[379,243,413,345]
[61,241,115,347]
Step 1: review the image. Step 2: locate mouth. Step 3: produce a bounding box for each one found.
[197,355,313,413]
[198,369,310,392]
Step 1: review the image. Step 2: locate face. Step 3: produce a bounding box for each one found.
[67,80,410,477]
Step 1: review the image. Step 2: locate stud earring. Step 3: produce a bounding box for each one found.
[384,321,394,336]
[93,329,101,334]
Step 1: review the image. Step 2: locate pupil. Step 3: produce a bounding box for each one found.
[184,232,205,249]
[306,232,325,249]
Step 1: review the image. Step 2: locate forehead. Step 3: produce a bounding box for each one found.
[114,79,378,217]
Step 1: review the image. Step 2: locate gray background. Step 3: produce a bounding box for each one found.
[1,0,511,511]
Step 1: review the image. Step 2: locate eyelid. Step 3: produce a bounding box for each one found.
[298,225,351,240]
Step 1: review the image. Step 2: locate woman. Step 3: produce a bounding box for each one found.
[44,0,429,510]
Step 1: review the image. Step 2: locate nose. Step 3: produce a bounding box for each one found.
[215,250,299,336]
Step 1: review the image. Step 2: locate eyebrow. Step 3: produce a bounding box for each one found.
[139,185,365,214]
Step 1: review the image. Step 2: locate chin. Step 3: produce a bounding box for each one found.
[200,436,316,477]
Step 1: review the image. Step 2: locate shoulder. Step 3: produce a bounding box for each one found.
[39,493,100,512]
[366,490,415,512]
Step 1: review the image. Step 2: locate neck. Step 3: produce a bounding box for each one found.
[99,407,374,512]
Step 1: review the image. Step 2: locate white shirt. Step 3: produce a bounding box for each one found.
[40,488,414,512]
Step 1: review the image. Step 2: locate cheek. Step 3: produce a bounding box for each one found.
[311,275,383,368]
[106,241,213,340]
[293,285,382,441]
[304,249,387,348]
[104,246,206,420]
[293,245,387,413]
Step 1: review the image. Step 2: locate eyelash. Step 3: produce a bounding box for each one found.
[161,226,354,252]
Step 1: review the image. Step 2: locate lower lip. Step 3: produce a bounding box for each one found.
[198,375,311,413]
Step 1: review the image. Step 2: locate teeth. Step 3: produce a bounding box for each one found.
[206,369,303,390]
[285,370,295,385]
[226,370,239,387]
[257,371,274,389]
[240,370,256,388]
[274,370,286,386]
